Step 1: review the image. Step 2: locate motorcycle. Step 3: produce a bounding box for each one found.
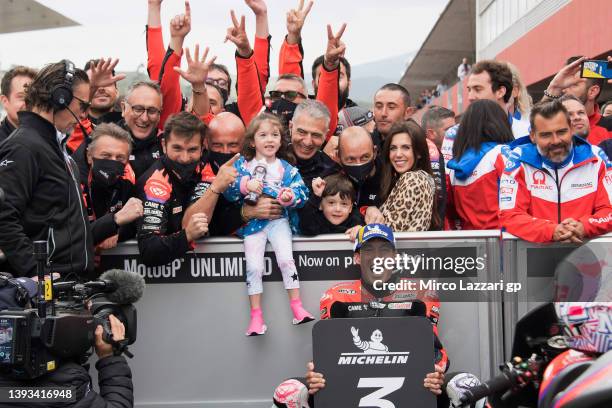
[456,302,612,408]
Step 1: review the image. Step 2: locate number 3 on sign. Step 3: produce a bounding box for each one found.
[357,377,405,408]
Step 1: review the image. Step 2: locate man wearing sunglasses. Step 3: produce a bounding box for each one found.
[0,60,118,278]
[67,59,125,154]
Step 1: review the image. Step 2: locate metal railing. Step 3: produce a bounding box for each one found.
[96,231,611,408]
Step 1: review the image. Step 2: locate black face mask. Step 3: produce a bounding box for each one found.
[266,98,297,126]
[91,158,125,188]
[343,159,375,185]
[162,156,199,184]
[208,151,235,173]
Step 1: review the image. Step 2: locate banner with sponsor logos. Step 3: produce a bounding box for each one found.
[99,246,481,284]
[313,317,435,408]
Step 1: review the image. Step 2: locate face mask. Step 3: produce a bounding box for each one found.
[343,159,375,185]
[162,156,199,183]
[266,98,297,126]
[92,158,125,188]
[208,151,235,173]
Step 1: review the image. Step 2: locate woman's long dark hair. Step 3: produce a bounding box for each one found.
[379,120,440,229]
[452,99,514,160]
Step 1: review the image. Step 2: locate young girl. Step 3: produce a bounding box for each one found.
[224,113,314,336]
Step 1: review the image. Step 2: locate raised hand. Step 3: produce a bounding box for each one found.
[173,44,217,88]
[286,0,314,44]
[114,197,144,226]
[350,326,359,338]
[169,0,191,39]
[545,56,586,98]
[245,0,267,16]
[324,23,347,71]
[88,58,126,89]
[311,177,326,197]
[225,10,252,57]
[147,0,164,27]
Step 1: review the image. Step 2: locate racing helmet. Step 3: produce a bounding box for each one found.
[272,378,310,408]
[555,302,612,354]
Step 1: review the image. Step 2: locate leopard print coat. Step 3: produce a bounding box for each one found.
[380,170,435,232]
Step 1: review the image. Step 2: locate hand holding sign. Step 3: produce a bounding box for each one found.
[313,317,437,408]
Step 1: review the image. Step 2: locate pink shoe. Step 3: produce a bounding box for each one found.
[290,299,315,325]
[246,309,267,336]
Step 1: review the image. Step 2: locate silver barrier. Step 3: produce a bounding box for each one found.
[96,231,505,408]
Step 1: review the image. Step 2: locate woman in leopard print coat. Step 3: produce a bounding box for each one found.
[379,121,440,231]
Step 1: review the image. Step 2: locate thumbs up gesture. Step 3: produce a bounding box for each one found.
[211,153,240,193]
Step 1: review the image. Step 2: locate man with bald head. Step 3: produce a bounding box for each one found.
[337,126,384,223]
[182,112,247,236]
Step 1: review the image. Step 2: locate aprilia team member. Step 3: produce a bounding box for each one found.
[500,100,612,242]
[137,112,209,266]
[79,123,143,245]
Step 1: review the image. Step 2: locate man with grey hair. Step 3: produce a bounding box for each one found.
[78,123,143,245]
[289,99,340,192]
[120,80,164,178]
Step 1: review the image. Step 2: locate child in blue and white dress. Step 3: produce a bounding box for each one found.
[224,113,314,336]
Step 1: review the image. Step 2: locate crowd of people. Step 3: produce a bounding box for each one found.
[0,1,610,407]
[0,0,610,335]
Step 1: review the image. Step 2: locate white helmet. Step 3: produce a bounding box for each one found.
[272,379,310,408]
[555,302,612,354]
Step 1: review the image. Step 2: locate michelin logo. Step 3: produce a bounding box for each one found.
[337,327,410,365]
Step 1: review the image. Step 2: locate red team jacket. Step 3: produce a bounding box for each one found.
[445,142,507,230]
[499,136,612,242]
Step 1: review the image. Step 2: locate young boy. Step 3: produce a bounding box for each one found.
[299,173,363,236]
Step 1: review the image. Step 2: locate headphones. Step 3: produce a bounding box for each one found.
[50,59,76,110]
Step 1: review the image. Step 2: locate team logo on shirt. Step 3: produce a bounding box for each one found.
[532,170,546,186]
[144,169,171,203]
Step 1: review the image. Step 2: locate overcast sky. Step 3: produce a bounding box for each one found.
[0,0,448,77]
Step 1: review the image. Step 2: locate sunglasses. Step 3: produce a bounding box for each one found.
[268,90,308,102]
[206,77,229,89]
[73,95,91,113]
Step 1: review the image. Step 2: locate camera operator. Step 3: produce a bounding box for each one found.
[0,275,133,407]
[0,59,120,278]
[0,316,134,407]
